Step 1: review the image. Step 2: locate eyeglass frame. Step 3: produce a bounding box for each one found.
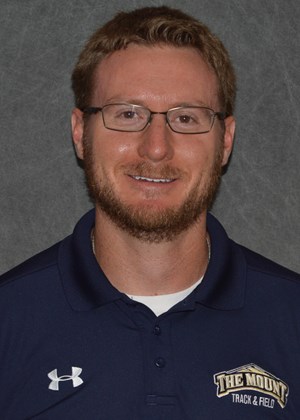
[80,103,228,134]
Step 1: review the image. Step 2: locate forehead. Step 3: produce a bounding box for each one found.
[92,44,219,108]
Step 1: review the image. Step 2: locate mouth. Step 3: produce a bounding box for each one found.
[130,175,175,184]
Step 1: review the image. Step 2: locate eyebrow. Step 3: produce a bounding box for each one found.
[103,98,213,109]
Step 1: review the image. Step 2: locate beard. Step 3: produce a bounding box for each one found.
[83,133,223,243]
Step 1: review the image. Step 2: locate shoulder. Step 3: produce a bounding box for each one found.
[0,239,71,320]
[207,212,300,287]
[0,241,62,288]
[240,245,300,284]
[238,244,300,308]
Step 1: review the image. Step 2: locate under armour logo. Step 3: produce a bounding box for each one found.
[48,366,83,391]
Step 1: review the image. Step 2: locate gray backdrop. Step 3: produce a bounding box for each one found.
[0,0,299,274]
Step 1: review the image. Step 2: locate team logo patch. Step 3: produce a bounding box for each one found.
[213,363,289,409]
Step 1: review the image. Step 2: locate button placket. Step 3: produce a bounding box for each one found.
[137,315,177,408]
[152,323,165,368]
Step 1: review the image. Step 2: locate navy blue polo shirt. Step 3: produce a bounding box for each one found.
[0,209,299,419]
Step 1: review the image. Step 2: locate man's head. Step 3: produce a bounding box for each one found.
[71,7,236,242]
[72,6,236,117]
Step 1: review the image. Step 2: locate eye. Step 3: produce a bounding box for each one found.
[177,114,196,124]
[113,106,147,123]
[170,110,199,126]
[122,111,135,119]
[116,109,139,120]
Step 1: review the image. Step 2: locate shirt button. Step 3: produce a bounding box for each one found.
[154,357,166,368]
[153,325,161,335]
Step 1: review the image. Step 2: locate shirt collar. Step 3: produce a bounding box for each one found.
[194,214,246,310]
[58,209,246,311]
[58,209,121,311]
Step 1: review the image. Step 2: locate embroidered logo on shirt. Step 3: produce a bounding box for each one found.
[48,366,83,391]
[213,363,289,409]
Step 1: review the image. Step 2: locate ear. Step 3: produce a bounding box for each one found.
[71,108,85,160]
[222,116,236,166]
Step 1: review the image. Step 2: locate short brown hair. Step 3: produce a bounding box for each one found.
[71,6,236,115]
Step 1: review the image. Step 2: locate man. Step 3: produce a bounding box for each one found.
[0,6,299,419]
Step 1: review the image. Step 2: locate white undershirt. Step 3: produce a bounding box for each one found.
[127,276,203,317]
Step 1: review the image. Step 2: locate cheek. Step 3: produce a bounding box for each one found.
[181,142,215,169]
[91,135,140,180]
[190,142,223,182]
[96,130,139,157]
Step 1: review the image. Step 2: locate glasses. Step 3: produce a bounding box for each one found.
[81,103,227,134]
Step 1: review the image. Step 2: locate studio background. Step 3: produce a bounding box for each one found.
[0,0,299,274]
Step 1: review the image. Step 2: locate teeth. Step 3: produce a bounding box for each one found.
[132,175,173,183]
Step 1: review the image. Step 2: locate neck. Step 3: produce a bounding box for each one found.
[92,207,210,296]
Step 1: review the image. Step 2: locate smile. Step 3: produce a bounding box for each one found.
[131,175,174,183]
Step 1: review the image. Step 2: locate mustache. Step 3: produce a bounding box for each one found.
[121,162,186,179]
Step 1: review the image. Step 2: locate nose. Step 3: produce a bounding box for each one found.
[137,114,174,162]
